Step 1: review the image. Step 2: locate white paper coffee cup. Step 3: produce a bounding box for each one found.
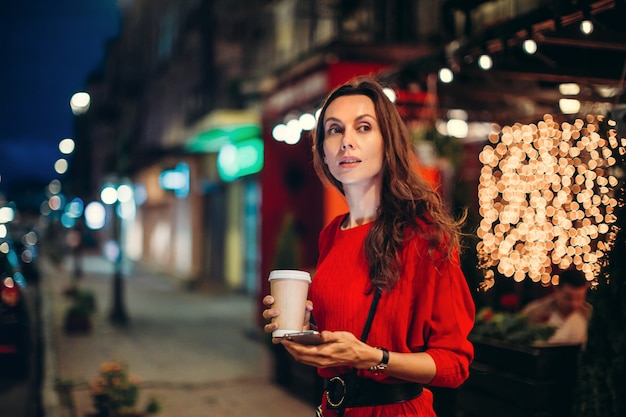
[268,270,311,338]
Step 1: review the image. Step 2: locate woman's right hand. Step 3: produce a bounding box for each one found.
[261,295,313,344]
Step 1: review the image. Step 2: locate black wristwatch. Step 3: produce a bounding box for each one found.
[368,347,389,373]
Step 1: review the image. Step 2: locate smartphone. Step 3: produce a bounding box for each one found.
[284,330,324,345]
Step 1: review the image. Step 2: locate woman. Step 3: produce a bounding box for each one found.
[263,76,475,417]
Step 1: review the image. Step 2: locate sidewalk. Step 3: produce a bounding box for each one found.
[40,255,315,417]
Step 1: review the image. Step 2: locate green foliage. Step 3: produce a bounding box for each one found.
[472,307,557,345]
[410,125,464,171]
[54,377,78,417]
[63,287,97,333]
[144,397,162,415]
[573,115,626,417]
[273,213,302,269]
[55,363,161,417]
[572,121,626,417]
[91,362,139,417]
[66,287,97,316]
[573,236,626,417]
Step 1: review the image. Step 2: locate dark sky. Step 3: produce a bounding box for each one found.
[0,0,120,201]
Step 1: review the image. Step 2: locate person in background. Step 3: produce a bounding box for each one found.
[521,267,592,345]
[262,76,475,417]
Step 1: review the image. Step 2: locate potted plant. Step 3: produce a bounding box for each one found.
[63,288,96,334]
[88,361,161,417]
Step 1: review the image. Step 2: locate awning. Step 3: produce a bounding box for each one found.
[185,110,261,153]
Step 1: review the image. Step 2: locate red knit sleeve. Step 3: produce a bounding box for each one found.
[424,250,475,387]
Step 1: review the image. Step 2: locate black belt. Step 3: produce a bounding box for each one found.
[324,375,423,409]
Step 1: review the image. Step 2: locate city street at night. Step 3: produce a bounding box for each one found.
[2,2,626,417]
[38,255,315,417]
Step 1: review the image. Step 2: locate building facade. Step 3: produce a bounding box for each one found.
[76,0,268,291]
[70,0,626,413]
[74,0,626,296]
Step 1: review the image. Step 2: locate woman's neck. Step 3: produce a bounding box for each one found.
[342,186,380,229]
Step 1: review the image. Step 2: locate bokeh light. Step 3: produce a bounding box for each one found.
[382,87,397,103]
[438,68,454,83]
[59,138,75,154]
[523,39,538,55]
[85,201,106,230]
[70,92,90,115]
[65,198,84,218]
[100,185,118,205]
[0,207,15,223]
[54,158,68,174]
[298,113,316,130]
[477,114,625,288]
[116,185,134,203]
[48,179,62,195]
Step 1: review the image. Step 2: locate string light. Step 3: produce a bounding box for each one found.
[478,54,493,70]
[522,39,538,55]
[477,114,626,290]
[438,68,454,83]
[580,19,594,35]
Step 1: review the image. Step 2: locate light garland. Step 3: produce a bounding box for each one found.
[477,114,625,291]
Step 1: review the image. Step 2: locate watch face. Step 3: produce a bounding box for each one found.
[368,363,387,374]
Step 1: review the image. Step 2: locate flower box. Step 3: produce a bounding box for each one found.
[457,337,581,417]
[471,336,580,379]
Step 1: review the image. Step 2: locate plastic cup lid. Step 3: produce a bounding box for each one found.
[268,269,311,282]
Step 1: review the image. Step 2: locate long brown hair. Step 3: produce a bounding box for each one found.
[312,76,465,291]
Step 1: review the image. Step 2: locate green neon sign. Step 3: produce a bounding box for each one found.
[217,138,264,181]
[186,124,261,153]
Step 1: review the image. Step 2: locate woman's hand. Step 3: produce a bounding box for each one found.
[281,330,381,369]
[261,295,313,344]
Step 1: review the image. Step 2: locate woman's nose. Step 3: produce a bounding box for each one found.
[340,132,355,150]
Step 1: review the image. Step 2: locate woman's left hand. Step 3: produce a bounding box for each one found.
[281,330,378,370]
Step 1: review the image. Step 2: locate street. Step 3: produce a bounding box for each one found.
[40,255,316,417]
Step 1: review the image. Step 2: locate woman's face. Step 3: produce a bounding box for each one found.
[322,94,384,190]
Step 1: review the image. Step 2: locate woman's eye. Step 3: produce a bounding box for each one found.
[357,124,371,132]
[327,126,341,135]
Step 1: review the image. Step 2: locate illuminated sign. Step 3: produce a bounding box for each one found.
[217,138,264,182]
[186,124,261,153]
[159,162,190,198]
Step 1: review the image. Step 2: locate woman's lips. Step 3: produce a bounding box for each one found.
[339,157,361,166]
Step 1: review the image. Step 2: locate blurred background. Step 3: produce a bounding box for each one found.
[1,1,626,417]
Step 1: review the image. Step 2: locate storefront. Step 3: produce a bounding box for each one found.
[130,110,263,293]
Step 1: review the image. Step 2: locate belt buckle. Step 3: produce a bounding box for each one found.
[325,376,347,408]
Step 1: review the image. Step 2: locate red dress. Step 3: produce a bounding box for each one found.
[310,215,475,417]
